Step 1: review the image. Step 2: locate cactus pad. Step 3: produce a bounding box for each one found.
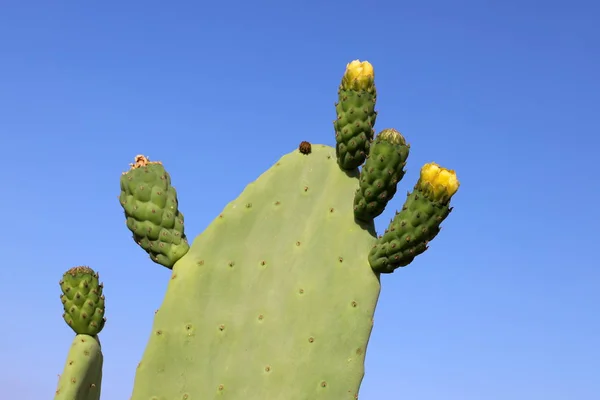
[353,128,410,222]
[60,266,106,336]
[130,144,381,400]
[54,334,103,400]
[119,155,189,269]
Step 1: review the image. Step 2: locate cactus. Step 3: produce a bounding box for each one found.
[60,266,106,336]
[48,59,460,399]
[334,60,378,170]
[119,155,189,269]
[369,162,460,273]
[54,335,103,400]
[55,267,105,400]
[353,128,410,222]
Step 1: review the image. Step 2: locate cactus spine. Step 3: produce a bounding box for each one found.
[55,267,105,400]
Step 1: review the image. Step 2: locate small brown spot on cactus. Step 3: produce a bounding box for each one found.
[182,394,189,399]
[299,141,312,154]
[219,324,225,331]
[298,288,304,294]
[156,330,163,335]
[228,261,235,267]
[218,384,224,391]
[321,381,327,388]
[304,186,309,192]
[71,377,77,383]
[405,236,411,242]
[197,260,204,266]
[296,241,301,246]
[246,203,252,208]
[155,309,159,314]
[338,257,343,263]
[171,273,177,280]
[265,365,271,372]
[274,201,280,206]
[329,207,335,213]
[308,337,315,343]
[258,314,264,321]
[260,260,266,266]
[185,324,192,331]
[351,301,358,308]
[219,214,224,219]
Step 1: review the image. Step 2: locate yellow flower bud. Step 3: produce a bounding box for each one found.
[341,59,375,92]
[417,162,460,203]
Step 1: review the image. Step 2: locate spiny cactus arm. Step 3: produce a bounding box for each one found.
[368,162,460,273]
[353,128,410,222]
[54,334,103,400]
[334,60,378,170]
[119,155,189,269]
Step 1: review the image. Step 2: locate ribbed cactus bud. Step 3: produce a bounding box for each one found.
[60,266,106,336]
[354,128,410,221]
[334,59,378,171]
[368,163,460,273]
[119,155,189,269]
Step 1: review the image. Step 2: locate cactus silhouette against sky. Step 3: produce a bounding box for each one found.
[55,59,459,399]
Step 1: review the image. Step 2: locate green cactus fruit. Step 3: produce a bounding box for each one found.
[130,144,381,400]
[353,128,410,222]
[369,162,460,273]
[119,155,189,269]
[60,266,106,336]
[54,334,103,400]
[334,60,377,171]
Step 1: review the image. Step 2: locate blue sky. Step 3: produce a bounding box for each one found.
[1,1,598,399]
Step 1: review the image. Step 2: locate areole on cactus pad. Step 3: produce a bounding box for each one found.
[55,59,461,400]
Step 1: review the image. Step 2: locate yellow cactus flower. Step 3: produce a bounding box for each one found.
[341,59,375,92]
[417,162,460,204]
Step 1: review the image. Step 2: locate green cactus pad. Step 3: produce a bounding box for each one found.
[368,188,453,273]
[60,266,106,336]
[119,155,189,269]
[334,87,377,171]
[54,334,103,400]
[353,128,410,222]
[130,144,381,400]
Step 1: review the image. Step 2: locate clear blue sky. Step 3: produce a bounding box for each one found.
[1,1,598,399]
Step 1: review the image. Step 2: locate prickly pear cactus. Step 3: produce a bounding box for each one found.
[55,266,105,400]
[119,155,189,269]
[353,128,410,222]
[60,266,106,336]
[114,59,461,399]
[369,162,460,272]
[130,144,380,399]
[334,60,378,170]
[54,334,103,400]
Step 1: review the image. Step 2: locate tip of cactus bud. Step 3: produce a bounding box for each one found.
[342,60,375,91]
[417,162,460,203]
[123,155,162,174]
[377,128,406,145]
[64,266,96,277]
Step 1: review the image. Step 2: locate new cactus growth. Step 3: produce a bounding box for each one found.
[60,266,106,336]
[334,60,378,170]
[119,155,189,269]
[369,163,460,273]
[55,267,105,400]
[353,128,410,222]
